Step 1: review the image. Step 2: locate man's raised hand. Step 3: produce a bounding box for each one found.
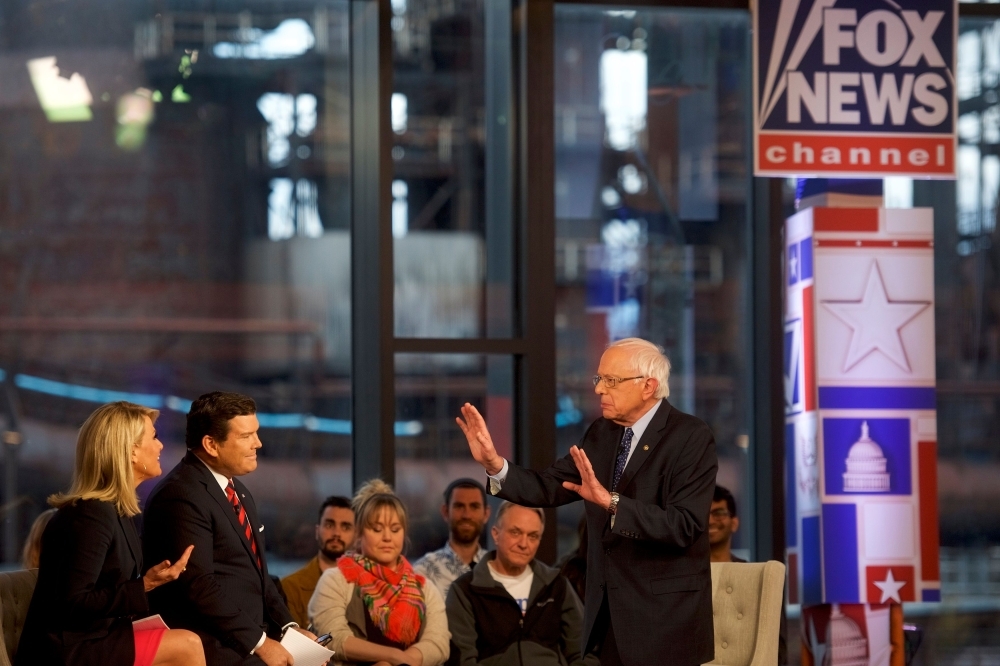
[456,403,504,475]
[561,446,612,510]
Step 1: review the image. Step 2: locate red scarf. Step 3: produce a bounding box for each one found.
[338,553,427,647]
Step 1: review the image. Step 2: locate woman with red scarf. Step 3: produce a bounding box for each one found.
[310,479,450,666]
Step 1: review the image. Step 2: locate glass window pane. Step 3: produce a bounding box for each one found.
[0,2,352,570]
[896,15,1000,664]
[395,353,512,557]
[553,6,752,559]
[391,0,515,338]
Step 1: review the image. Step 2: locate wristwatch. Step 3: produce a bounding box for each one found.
[607,492,620,514]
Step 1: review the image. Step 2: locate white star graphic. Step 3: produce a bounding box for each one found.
[789,246,800,282]
[821,261,931,372]
[874,569,906,603]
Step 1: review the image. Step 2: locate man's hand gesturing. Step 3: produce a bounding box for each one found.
[456,403,504,476]
[562,446,612,510]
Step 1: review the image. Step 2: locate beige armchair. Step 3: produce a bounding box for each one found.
[0,569,37,666]
[704,561,786,666]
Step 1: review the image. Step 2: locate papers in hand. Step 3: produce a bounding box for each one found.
[281,629,335,666]
[132,614,169,631]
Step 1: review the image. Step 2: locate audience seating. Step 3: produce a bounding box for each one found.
[0,569,37,666]
[1,561,789,666]
[704,561,785,666]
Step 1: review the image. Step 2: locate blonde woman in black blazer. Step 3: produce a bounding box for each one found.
[15,402,204,666]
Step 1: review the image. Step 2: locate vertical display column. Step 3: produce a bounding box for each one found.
[785,200,940,665]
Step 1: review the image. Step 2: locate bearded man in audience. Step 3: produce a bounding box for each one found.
[414,478,492,599]
[281,495,355,627]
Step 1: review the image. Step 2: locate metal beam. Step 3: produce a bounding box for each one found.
[516,0,557,564]
[394,338,527,354]
[350,0,395,488]
[750,177,786,563]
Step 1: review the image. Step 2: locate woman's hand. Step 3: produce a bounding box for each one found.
[383,647,417,666]
[399,646,424,666]
[143,545,194,592]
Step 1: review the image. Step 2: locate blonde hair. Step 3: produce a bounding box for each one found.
[607,337,671,399]
[49,401,159,517]
[21,508,56,569]
[352,478,409,538]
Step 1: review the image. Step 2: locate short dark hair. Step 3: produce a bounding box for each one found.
[443,478,487,506]
[714,485,737,518]
[186,392,257,450]
[318,495,353,523]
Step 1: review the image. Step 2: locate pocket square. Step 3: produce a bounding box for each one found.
[259,525,265,532]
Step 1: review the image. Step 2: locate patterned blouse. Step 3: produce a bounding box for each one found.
[413,542,488,599]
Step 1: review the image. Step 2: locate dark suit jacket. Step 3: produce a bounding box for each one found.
[495,400,717,666]
[142,452,294,666]
[15,499,149,666]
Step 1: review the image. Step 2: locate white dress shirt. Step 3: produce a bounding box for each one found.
[488,399,664,494]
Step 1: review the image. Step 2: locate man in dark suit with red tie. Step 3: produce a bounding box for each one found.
[457,338,718,666]
[143,392,314,666]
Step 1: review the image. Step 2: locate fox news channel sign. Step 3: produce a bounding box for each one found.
[753,0,957,178]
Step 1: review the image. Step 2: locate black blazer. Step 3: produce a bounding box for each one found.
[495,400,717,666]
[15,499,149,666]
[142,451,294,666]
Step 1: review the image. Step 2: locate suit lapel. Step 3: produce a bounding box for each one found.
[187,453,263,576]
[615,400,672,492]
[597,423,625,490]
[117,513,143,578]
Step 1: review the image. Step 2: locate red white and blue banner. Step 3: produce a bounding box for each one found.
[754,0,957,178]
[785,204,940,607]
[801,603,893,666]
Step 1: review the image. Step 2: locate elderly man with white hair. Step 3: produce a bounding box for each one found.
[457,338,717,666]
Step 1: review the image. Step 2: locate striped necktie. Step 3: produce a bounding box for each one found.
[612,427,634,491]
[226,479,262,569]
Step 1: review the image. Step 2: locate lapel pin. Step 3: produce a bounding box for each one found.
[643,445,649,450]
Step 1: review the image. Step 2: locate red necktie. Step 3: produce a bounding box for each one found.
[226,479,262,569]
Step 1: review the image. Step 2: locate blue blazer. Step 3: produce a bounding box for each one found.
[16,499,149,666]
[495,400,718,666]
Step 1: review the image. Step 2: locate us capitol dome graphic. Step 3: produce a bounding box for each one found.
[842,421,890,493]
[826,605,868,666]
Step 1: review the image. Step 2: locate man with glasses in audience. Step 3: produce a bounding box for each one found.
[710,484,787,665]
[457,337,717,666]
[447,501,595,666]
[414,478,491,599]
[709,485,744,563]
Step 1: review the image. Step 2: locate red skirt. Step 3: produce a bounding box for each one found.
[133,627,167,666]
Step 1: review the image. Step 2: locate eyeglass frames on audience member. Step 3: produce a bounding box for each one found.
[592,375,644,389]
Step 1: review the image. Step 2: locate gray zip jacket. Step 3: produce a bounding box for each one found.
[446,552,599,666]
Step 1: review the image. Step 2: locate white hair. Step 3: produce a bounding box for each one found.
[606,337,671,399]
[494,501,545,530]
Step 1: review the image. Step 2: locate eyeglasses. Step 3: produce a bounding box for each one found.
[592,375,644,389]
[710,509,731,519]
